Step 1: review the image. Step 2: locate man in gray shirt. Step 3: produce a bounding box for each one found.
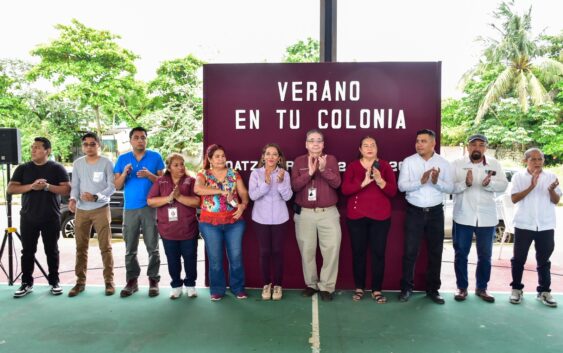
[68,132,116,296]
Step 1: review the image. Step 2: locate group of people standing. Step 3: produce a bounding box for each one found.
[7,127,561,307]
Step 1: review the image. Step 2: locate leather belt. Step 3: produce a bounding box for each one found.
[407,203,443,212]
[302,206,333,213]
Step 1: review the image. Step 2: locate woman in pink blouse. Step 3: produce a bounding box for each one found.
[248,144,292,300]
[341,136,397,303]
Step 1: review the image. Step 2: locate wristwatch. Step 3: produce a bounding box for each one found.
[93,194,98,202]
[44,183,50,192]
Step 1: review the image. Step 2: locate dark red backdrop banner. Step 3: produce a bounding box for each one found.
[203,62,441,290]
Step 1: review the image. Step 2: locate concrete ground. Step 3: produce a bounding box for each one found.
[2,204,562,294]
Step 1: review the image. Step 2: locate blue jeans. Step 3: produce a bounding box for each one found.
[452,222,494,290]
[161,237,198,288]
[199,220,246,296]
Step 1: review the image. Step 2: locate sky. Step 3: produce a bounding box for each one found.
[1,0,561,98]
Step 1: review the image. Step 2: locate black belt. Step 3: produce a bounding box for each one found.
[407,203,443,212]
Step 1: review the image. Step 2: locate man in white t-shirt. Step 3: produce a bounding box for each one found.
[509,148,561,307]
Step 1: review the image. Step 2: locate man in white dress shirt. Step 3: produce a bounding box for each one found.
[398,129,453,304]
[451,134,508,303]
[509,148,561,307]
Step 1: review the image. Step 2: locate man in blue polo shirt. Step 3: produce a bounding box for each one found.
[114,127,165,297]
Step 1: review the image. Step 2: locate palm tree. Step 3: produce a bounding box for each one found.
[464,1,563,123]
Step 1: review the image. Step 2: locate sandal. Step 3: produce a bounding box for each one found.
[352,289,364,301]
[371,291,387,304]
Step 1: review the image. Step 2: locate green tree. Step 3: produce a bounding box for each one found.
[0,59,30,127]
[283,38,320,63]
[1,59,93,162]
[141,55,205,160]
[27,19,144,135]
[462,1,563,123]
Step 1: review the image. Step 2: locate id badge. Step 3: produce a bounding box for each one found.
[308,187,317,202]
[93,172,104,183]
[168,207,178,222]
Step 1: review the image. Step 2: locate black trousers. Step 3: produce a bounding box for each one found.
[510,228,554,292]
[347,217,391,291]
[400,204,444,292]
[253,221,287,286]
[20,217,60,285]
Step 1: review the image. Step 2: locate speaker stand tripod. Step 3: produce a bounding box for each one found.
[1,163,48,285]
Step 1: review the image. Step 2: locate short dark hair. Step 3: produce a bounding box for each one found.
[81,131,100,144]
[416,129,436,139]
[34,137,51,150]
[129,127,148,139]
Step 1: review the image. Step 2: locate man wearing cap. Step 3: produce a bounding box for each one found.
[450,134,508,303]
[398,129,453,304]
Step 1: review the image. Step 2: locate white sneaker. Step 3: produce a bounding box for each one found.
[185,287,197,298]
[14,284,33,298]
[262,283,272,300]
[50,283,63,296]
[169,287,182,299]
[272,286,283,301]
[537,292,557,307]
[510,289,523,304]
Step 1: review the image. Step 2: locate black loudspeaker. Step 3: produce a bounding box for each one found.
[0,128,21,165]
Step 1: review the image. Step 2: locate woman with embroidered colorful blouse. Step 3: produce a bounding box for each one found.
[248,143,292,301]
[194,144,250,301]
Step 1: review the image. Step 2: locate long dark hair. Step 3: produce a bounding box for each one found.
[257,143,287,170]
[203,144,226,170]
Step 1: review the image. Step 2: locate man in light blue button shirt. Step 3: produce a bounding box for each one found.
[397,129,453,304]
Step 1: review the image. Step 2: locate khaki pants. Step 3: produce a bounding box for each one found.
[74,205,114,285]
[294,206,342,293]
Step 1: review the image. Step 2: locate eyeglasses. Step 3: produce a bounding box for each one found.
[306,139,324,143]
[82,142,98,147]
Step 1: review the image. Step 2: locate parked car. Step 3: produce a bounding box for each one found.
[60,188,124,238]
[444,169,517,243]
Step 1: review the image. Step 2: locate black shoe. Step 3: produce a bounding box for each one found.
[14,283,33,298]
[398,289,412,302]
[301,287,318,297]
[319,291,333,301]
[427,291,445,304]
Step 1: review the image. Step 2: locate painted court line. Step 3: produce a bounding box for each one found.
[309,293,320,353]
